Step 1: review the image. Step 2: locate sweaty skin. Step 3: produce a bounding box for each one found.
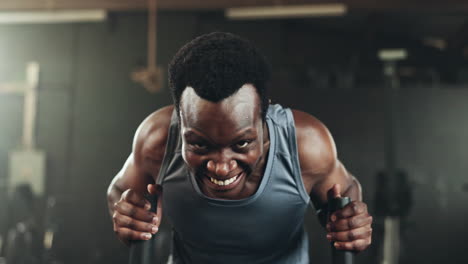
[107,84,372,251]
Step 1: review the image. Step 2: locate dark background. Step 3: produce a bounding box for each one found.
[1,6,468,264]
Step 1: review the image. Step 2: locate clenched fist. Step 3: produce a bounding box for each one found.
[112,184,162,246]
[326,184,372,252]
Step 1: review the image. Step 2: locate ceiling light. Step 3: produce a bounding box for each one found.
[225,4,347,20]
[0,10,106,24]
[378,49,408,61]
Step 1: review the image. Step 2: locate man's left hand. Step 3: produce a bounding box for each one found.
[326,184,373,252]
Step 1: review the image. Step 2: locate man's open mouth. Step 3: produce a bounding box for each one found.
[209,174,239,186]
[205,171,244,190]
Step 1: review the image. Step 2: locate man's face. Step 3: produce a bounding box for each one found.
[179,84,266,199]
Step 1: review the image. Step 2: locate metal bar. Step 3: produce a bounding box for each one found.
[0,83,27,94]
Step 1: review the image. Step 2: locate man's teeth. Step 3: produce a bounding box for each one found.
[209,175,238,186]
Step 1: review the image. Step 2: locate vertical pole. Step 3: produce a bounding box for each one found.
[383,61,397,191]
[378,50,406,264]
[148,0,157,71]
[22,62,40,150]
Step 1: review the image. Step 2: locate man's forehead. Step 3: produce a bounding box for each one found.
[180,84,257,105]
[180,85,260,123]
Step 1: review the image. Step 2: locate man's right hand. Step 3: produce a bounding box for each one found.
[112,184,162,246]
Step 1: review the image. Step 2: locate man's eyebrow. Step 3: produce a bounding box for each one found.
[233,128,255,140]
[183,130,206,140]
[226,128,258,143]
[183,127,256,141]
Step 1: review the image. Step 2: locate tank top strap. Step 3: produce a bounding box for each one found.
[156,108,180,185]
[266,105,310,203]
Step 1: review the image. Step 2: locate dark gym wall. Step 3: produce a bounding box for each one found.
[0,11,467,264]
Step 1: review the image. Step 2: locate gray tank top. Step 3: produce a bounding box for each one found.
[157,104,311,264]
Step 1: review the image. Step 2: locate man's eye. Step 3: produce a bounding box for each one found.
[193,143,207,149]
[236,141,250,148]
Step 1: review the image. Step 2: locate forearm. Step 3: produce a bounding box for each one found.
[342,174,362,202]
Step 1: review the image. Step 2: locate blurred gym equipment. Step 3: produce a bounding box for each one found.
[0,63,63,264]
[131,0,164,93]
[0,62,45,196]
[3,184,41,264]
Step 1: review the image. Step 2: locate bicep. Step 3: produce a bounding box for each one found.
[292,110,357,208]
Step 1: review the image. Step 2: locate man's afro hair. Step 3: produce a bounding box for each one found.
[168,32,271,119]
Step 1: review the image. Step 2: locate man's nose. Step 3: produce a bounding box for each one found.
[207,160,238,177]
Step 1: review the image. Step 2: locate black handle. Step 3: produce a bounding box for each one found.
[328,197,354,264]
[129,194,158,264]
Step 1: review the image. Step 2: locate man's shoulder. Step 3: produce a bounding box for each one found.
[135,105,174,140]
[290,109,325,134]
[133,105,174,170]
[290,109,337,175]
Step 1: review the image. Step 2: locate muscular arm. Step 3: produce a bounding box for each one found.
[293,109,372,251]
[293,110,360,211]
[106,105,173,244]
